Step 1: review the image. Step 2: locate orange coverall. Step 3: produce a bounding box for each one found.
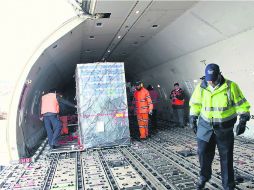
[133,87,153,139]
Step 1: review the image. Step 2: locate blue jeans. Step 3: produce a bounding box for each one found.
[43,115,62,147]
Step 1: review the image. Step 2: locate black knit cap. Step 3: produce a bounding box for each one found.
[147,85,153,90]
[135,81,142,86]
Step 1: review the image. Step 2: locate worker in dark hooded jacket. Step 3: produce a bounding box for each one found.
[147,85,159,132]
[189,63,250,190]
[170,82,185,127]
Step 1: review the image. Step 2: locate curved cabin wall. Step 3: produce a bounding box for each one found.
[0,0,83,163]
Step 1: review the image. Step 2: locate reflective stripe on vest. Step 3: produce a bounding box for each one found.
[200,113,237,123]
[226,80,232,106]
[41,93,60,114]
[232,98,247,107]
[204,107,229,111]
[204,97,248,112]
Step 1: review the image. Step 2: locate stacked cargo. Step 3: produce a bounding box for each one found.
[75,62,130,149]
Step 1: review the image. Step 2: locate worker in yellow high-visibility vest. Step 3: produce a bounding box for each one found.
[189,63,251,190]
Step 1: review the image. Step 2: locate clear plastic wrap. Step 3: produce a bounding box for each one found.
[76,62,130,149]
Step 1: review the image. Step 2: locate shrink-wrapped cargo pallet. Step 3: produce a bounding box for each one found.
[76,62,130,149]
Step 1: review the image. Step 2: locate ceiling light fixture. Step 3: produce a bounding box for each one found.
[94,13,111,19]
[107,50,111,53]
[96,22,102,27]
[118,35,121,39]
[135,10,140,14]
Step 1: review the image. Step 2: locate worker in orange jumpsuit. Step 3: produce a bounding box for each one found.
[133,81,153,139]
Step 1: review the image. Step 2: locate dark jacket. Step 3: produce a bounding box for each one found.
[57,96,76,116]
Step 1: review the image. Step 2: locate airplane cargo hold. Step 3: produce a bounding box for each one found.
[1,0,254,189]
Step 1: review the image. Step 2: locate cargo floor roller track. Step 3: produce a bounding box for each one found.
[1,120,254,190]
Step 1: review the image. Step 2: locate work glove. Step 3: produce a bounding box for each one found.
[236,114,250,136]
[189,116,198,134]
[149,110,153,116]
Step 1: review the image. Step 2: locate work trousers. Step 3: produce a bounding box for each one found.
[43,115,62,147]
[151,110,157,129]
[137,113,149,139]
[197,132,235,190]
[173,108,184,127]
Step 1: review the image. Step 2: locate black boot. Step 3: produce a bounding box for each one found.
[196,180,206,190]
[52,145,60,149]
